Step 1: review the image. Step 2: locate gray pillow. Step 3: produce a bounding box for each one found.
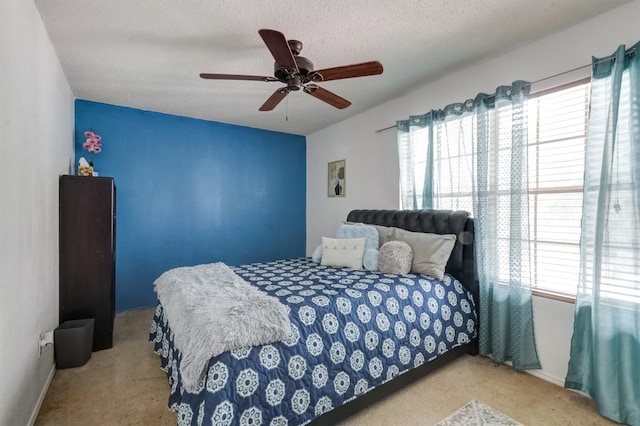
[371,224,392,248]
[378,241,413,275]
[390,228,456,280]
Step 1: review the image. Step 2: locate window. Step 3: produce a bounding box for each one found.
[418,79,591,298]
[527,79,590,297]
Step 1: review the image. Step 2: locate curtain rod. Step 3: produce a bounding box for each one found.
[374,62,597,134]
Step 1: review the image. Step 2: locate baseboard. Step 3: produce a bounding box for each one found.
[525,369,565,387]
[502,359,565,388]
[28,364,55,426]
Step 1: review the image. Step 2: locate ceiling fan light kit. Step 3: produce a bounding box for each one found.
[200,29,383,111]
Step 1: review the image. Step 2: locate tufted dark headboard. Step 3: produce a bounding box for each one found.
[346,209,477,298]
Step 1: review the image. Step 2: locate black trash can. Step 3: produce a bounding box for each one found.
[54,318,95,369]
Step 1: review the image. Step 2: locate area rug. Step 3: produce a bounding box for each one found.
[434,400,524,426]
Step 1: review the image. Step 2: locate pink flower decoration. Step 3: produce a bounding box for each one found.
[83,130,103,155]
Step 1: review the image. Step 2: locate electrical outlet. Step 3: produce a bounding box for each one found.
[39,331,54,358]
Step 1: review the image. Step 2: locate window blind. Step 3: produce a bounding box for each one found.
[527,81,589,296]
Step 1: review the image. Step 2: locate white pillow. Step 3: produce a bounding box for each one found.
[321,237,365,270]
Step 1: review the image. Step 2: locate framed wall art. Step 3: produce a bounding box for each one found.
[328,159,346,197]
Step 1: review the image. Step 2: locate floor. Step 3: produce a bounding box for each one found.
[35,308,617,426]
[35,309,175,426]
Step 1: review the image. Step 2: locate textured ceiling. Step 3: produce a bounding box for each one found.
[35,0,629,135]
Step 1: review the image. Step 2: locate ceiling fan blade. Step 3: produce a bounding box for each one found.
[258,29,299,72]
[259,88,289,111]
[312,61,383,82]
[200,73,279,82]
[304,84,351,109]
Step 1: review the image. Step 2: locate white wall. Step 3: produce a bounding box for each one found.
[307,0,640,385]
[0,0,75,424]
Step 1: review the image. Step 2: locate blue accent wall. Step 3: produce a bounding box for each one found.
[74,100,306,312]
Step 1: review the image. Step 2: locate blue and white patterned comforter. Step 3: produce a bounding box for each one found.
[150,258,477,426]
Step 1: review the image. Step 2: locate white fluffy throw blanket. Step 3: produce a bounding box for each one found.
[154,262,291,392]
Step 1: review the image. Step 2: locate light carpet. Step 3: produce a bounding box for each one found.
[435,400,523,426]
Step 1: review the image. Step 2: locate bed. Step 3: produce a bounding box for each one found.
[150,209,478,426]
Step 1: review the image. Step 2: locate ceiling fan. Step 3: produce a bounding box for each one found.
[199,29,383,112]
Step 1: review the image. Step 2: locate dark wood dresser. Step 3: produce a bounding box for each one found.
[59,175,115,351]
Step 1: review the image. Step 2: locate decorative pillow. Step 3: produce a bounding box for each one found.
[313,244,378,270]
[363,248,379,272]
[336,223,379,271]
[311,244,323,263]
[378,241,413,275]
[390,228,457,280]
[346,221,392,248]
[320,237,365,270]
[337,223,378,251]
[372,224,393,247]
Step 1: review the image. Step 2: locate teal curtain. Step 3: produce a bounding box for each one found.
[397,81,541,370]
[397,112,436,210]
[565,41,640,425]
